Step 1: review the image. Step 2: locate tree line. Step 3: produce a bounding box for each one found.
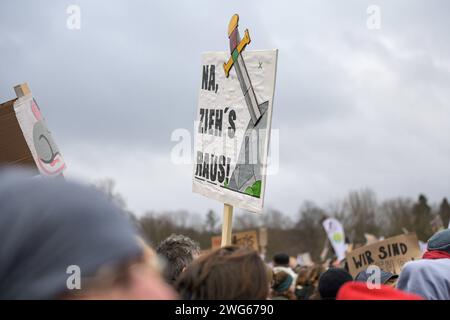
[95,179,450,262]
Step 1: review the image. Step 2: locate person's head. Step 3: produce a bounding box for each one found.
[0,169,176,300]
[289,256,298,269]
[295,267,318,300]
[273,253,290,267]
[272,271,293,292]
[156,234,200,285]
[271,271,296,300]
[175,246,268,300]
[426,229,450,254]
[266,265,274,289]
[307,264,325,286]
[66,239,177,300]
[355,268,398,287]
[295,267,310,286]
[318,268,353,300]
[397,258,450,300]
[295,265,326,300]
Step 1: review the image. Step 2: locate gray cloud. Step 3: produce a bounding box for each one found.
[1,0,449,216]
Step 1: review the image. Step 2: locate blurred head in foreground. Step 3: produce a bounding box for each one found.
[156,234,200,285]
[0,169,176,300]
[272,253,290,267]
[295,267,316,300]
[272,252,298,286]
[271,271,296,300]
[175,246,268,300]
[318,267,353,300]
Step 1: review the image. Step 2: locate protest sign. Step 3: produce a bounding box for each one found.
[0,83,66,176]
[0,98,37,171]
[346,233,422,277]
[322,218,347,261]
[211,230,259,251]
[192,14,278,214]
[297,252,314,267]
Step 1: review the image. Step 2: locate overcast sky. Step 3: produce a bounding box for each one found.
[1,0,449,217]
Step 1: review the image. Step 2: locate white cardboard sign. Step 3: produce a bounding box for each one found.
[193,50,277,213]
[13,96,66,176]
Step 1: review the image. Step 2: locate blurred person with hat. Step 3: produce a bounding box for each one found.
[156,234,200,286]
[176,246,268,300]
[294,267,316,300]
[270,271,296,300]
[272,253,297,285]
[0,169,176,300]
[318,267,352,300]
[397,229,450,300]
[355,268,399,287]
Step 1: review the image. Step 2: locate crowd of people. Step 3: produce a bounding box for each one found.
[0,169,449,300]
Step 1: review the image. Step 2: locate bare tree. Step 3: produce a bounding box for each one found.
[233,211,262,230]
[412,194,433,241]
[262,209,292,229]
[204,209,219,232]
[134,189,447,261]
[379,198,414,237]
[294,201,328,261]
[342,189,379,244]
[439,198,450,228]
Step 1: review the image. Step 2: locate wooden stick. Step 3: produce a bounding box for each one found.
[221,203,234,247]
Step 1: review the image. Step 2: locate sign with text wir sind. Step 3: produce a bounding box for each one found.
[346,233,422,277]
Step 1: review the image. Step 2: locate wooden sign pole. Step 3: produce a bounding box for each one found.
[221,203,234,247]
